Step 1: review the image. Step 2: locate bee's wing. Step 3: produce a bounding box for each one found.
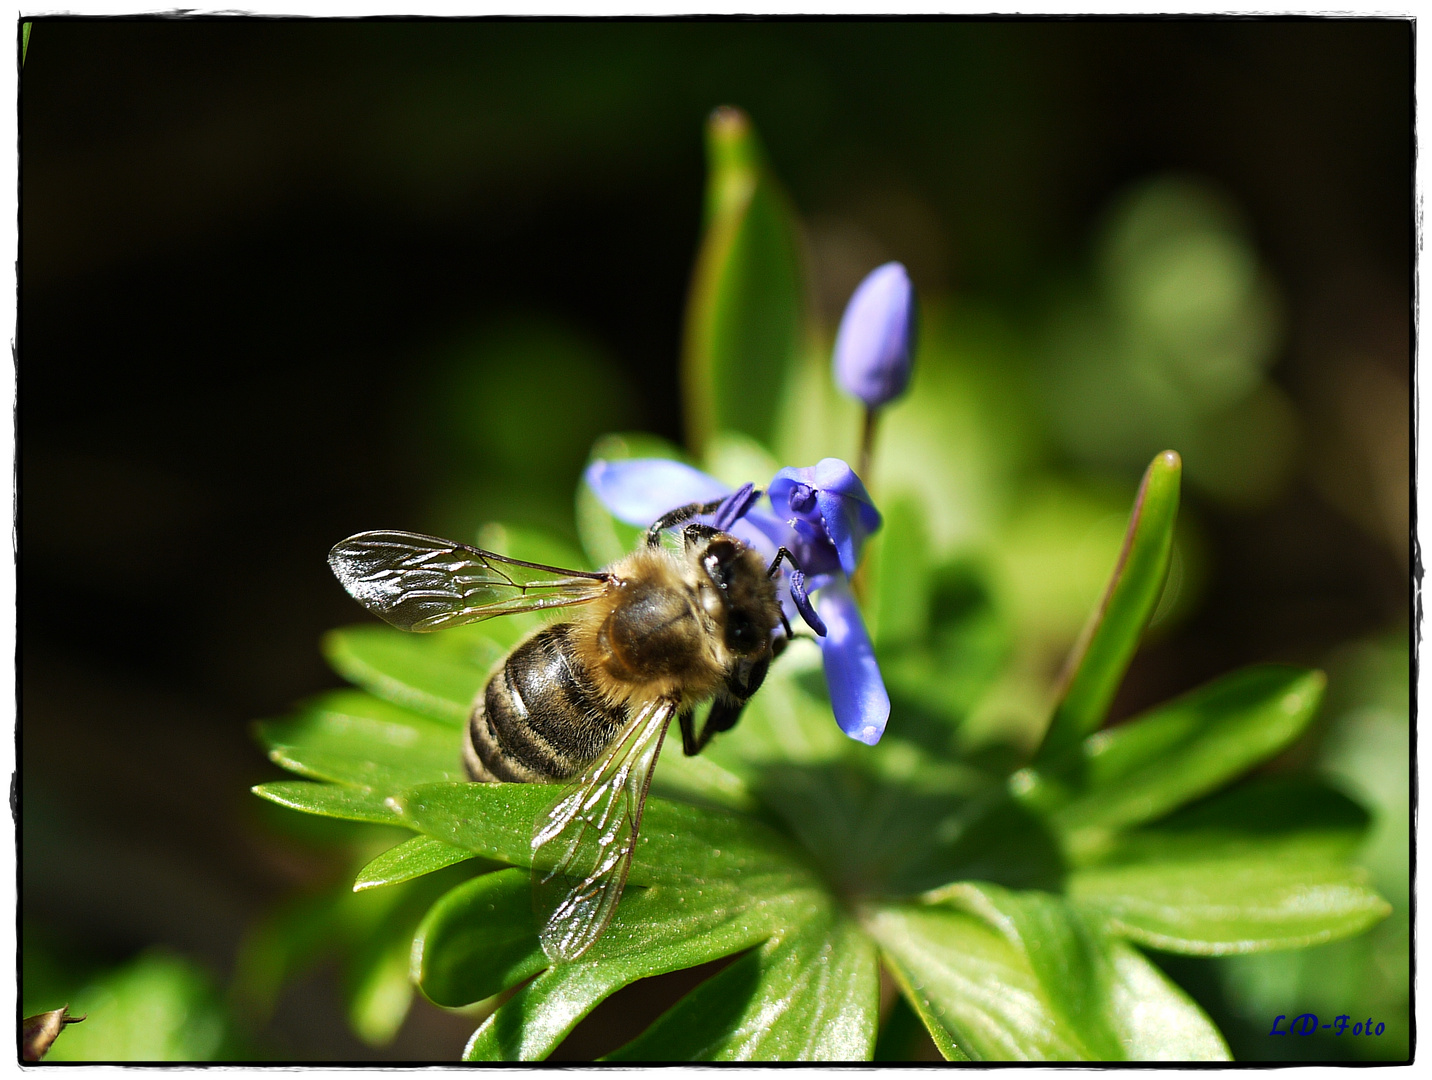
[328,530,612,632]
[531,696,679,963]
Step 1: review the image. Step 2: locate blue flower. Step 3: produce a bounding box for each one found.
[584,457,890,745]
[833,262,917,409]
[767,458,881,577]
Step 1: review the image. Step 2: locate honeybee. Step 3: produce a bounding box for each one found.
[328,497,794,961]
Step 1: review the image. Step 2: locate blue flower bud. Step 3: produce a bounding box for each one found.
[832,262,917,409]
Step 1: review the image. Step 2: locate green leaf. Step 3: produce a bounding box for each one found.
[394,781,814,890]
[1069,854,1390,955]
[1040,451,1182,759]
[927,882,1126,1059]
[606,913,878,1061]
[681,106,807,455]
[575,431,690,567]
[413,867,548,1007]
[323,624,497,725]
[257,690,467,794]
[252,779,403,825]
[354,834,480,891]
[463,882,816,1060]
[346,933,414,1045]
[1101,938,1230,1060]
[1086,776,1373,866]
[867,901,1098,1060]
[1015,665,1326,846]
[867,887,1229,1061]
[42,951,230,1062]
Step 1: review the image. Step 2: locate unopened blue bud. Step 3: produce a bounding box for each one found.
[832,262,917,409]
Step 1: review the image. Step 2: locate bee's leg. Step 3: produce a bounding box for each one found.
[678,707,700,756]
[766,546,802,577]
[645,498,727,547]
[694,696,747,754]
[682,523,722,550]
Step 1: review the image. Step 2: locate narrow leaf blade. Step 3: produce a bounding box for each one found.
[1015,665,1326,841]
[1040,450,1181,758]
[252,780,401,825]
[681,106,806,455]
[354,834,480,891]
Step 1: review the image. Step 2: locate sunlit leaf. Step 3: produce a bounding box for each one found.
[869,885,1228,1062]
[681,106,807,455]
[463,882,818,1060]
[323,625,494,726]
[1069,855,1389,955]
[354,834,481,891]
[252,779,404,825]
[1040,450,1181,758]
[256,690,467,794]
[1014,665,1326,845]
[394,781,813,890]
[1102,938,1229,1060]
[607,912,878,1061]
[866,901,1097,1060]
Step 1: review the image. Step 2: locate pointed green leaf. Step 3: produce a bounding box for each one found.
[1040,451,1181,759]
[252,780,402,825]
[866,901,1097,1060]
[322,624,499,725]
[869,886,1229,1061]
[257,690,467,794]
[606,913,878,1061]
[1069,857,1389,955]
[1015,666,1326,845]
[354,834,481,891]
[681,106,807,455]
[928,882,1126,1060]
[1102,938,1229,1060]
[413,868,548,1008]
[463,882,815,1060]
[23,22,31,64]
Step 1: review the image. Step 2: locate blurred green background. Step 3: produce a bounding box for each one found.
[21,19,1409,1060]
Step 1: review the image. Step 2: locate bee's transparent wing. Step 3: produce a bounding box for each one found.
[328,530,612,632]
[531,696,679,962]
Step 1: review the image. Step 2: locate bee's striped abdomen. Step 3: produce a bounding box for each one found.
[464,622,627,783]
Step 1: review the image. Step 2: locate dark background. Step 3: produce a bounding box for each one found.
[20,18,1411,1060]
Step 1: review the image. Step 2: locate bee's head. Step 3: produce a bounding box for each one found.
[697,534,781,656]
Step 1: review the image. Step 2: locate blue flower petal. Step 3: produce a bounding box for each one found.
[812,459,882,576]
[712,482,759,531]
[584,458,729,527]
[767,466,817,524]
[815,577,889,745]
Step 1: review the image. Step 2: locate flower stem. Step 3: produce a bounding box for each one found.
[858,406,879,485]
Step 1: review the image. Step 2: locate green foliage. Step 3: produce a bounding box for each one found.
[252,111,1391,1060]
[682,107,808,457]
[35,951,234,1062]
